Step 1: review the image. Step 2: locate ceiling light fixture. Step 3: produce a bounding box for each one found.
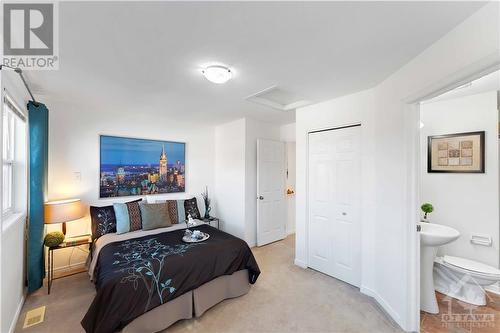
[201,65,232,84]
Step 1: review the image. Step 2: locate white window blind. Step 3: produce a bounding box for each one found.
[2,95,27,218]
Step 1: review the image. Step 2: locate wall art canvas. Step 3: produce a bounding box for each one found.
[100,135,186,198]
[428,131,484,173]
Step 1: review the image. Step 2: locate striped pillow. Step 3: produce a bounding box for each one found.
[163,200,186,224]
[166,200,178,224]
[114,201,143,234]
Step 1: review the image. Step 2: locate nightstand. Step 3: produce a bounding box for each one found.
[201,217,220,230]
[47,235,92,294]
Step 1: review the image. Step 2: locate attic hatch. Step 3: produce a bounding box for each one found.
[245,86,313,111]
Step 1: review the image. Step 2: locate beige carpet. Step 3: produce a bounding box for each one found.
[15,235,402,333]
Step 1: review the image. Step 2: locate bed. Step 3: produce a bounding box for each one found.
[81,222,260,333]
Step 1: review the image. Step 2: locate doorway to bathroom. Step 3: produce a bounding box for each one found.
[418,70,500,332]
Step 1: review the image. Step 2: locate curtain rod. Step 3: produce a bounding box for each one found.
[0,64,39,106]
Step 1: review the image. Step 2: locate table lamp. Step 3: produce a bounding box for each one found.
[44,199,84,236]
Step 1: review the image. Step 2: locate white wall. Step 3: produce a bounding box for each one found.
[214,118,246,240]
[1,70,30,333]
[48,106,283,269]
[214,117,282,247]
[285,142,296,235]
[1,71,3,333]
[420,91,499,268]
[245,118,280,246]
[46,98,215,271]
[280,122,296,142]
[295,3,499,331]
[280,123,296,235]
[371,4,498,328]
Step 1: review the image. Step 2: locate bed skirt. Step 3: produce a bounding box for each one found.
[193,269,251,317]
[122,269,250,332]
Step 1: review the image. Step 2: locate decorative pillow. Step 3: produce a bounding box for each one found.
[177,200,186,223]
[90,205,117,240]
[140,203,172,231]
[154,199,166,204]
[166,200,179,224]
[114,201,143,234]
[90,199,142,240]
[184,197,201,220]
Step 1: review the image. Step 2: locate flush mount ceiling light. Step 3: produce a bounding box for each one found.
[201,65,232,84]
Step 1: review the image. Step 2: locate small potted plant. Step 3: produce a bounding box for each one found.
[421,203,434,222]
[44,231,65,247]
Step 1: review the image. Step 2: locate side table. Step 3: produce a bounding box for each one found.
[47,235,92,294]
[201,217,220,230]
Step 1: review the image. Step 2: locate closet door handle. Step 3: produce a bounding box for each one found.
[258,196,264,200]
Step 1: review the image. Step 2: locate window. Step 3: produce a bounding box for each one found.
[3,105,14,214]
[2,95,26,218]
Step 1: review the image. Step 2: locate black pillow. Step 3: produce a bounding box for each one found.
[90,205,116,241]
[184,197,201,220]
[90,199,142,240]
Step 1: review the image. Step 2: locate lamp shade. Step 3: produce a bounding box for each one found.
[44,199,84,224]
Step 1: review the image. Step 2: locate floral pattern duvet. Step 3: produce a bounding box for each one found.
[81,224,260,333]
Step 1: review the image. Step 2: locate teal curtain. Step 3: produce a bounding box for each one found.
[27,101,48,293]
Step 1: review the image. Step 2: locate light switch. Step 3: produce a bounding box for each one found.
[74,172,82,182]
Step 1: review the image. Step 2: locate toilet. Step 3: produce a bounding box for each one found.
[434,255,500,306]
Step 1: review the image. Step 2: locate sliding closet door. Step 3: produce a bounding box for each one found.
[308,126,361,287]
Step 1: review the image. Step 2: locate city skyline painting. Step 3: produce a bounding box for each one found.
[100,135,186,198]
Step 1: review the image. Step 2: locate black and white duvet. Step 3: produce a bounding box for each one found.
[81,223,260,333]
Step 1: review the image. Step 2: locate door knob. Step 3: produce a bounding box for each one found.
[258,196,264,200]
[342,212,347,216]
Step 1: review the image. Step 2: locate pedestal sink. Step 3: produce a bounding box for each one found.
[420,222,460,314]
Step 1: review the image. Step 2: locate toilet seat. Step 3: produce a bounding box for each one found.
[442,255,500,279]
[434,256,500,306]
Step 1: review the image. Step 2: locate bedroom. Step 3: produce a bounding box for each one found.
[0,1,499,333]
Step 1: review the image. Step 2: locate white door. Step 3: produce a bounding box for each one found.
[257,139,286,246]
[308,126,361,287]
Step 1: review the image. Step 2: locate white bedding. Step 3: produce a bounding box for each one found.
[88,220,206,279]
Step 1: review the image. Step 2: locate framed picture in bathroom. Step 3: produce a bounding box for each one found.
[427,131,485,173]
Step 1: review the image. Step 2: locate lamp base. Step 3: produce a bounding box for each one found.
[62,222,67,237]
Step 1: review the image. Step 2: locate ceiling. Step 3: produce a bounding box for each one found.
[26,1,486,125]
[423,70,500,104]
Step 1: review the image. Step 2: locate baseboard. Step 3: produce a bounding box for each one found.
[286,229,295,236]
[9,293,25,333]
[294,258,307,268]
[486,282,500,295]
[360,286,404,331]
[45,261,87,275]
